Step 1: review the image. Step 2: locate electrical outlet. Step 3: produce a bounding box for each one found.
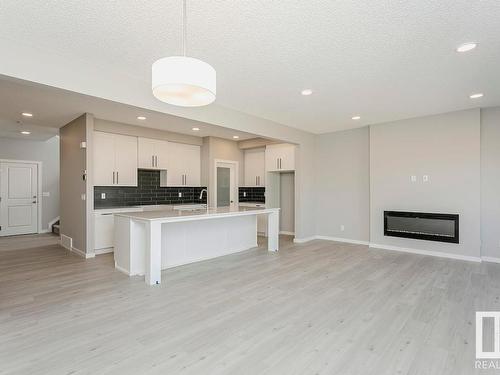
[101,193,106,199]
[423,175,429,182]
[340,225,345,232]
[410,175,417,183]
[178,192,182,198]
[243,191,247,197]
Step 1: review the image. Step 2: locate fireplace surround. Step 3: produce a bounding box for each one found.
[384,211,459,244]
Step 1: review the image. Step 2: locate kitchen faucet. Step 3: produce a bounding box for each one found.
[199,189,208,201]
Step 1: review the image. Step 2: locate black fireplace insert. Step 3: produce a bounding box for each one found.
[384,211,459,244]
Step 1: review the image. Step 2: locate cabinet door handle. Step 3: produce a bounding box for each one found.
[113,171,115,184]
[152,155,154,167]
[279,158,282,169]
[155,155,158,167]
[116,171,119,184]
[277,158,279,169]
[256,176,258,186]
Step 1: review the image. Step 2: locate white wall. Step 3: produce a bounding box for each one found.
[315,127,370,242]
[0,136,60,231]
[480,107,500,259]
[370,109,481,259]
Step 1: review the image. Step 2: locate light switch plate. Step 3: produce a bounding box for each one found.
[81,193,86,201]
[410,175,417,182]
[423,175,429,182]
[340,225,345,232]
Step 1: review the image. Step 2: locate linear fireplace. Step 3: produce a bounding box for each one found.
[384,211,459,244]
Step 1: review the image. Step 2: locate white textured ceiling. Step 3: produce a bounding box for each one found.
[1,1,499,134]
[0,77,257,141]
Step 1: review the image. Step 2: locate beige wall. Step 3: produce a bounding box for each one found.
[202,137,244,206]
[370,109,481,258]
[480,107,500,259]
[60,114,93,253]
[0,136,60,231]
[280,172,295,233]
[315,127,370,242]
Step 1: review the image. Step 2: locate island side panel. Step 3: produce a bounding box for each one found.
[267,210,279,252]
[145,220,162,285]
[161,215,257,269]
[113,215,132,275]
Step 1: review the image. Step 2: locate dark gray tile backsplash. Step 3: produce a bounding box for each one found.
[94,169,207,208]
[239,187,265,203]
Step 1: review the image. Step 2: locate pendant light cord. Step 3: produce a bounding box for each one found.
[182,0,187,56]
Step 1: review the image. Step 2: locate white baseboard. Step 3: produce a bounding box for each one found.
[95,247,114,255]
[39,229,50,234]
[280,231,295,236]
[60,234,94,258]
[315,235,370,246]
[70,246,95,259]
[114,262,130,275]
[292,234,482,263]
[481,256,500,264]
[293,236,317,244]
[369,243,481,263]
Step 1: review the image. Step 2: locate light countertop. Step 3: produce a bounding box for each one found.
[115,206,279,222]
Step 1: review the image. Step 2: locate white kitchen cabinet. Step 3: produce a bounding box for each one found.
[244,148,266,187]
[138,138,169,170]
[265,143,295,172]
[166,142,201,186]
[93,131,138,186]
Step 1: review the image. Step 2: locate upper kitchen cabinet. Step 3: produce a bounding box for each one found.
[165,142,201,186]
[244,147,266,186]
[93,131,138,186]
[138,137,169,170]
[265,143,296,172]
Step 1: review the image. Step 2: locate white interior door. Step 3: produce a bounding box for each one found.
[0,162,38,236]
[215,161,237,208]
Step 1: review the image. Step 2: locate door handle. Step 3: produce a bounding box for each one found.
[32,201,36,204]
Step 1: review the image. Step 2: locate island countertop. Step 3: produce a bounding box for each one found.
[115,206,279,222]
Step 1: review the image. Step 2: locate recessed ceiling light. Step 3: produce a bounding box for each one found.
[137,116,146,120]
[469,93,484,99]
[233,135,240,139]
[456,42,477,53]
[352,116,361,120]
[301,89,313,96]
[22,112,33,117]
[192,127,200,131]
[21,131,31,135]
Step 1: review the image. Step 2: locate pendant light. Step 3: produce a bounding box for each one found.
[152,0,216,107]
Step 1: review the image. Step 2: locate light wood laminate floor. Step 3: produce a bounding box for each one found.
[1,234,500,375]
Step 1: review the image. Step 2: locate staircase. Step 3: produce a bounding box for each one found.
[52,220,60,235]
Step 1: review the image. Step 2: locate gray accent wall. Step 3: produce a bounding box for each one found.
[369,109,481,258]
[480,107,500,259]
[60,114,93,253]
[0,135,60,231]
[314,127,370,242]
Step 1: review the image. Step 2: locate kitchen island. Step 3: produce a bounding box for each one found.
[113,206,280,285]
